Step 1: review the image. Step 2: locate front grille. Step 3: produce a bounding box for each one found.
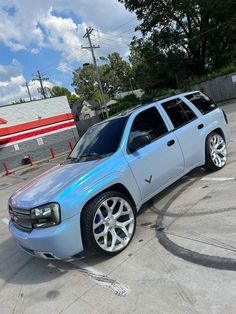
[9,206,32,232]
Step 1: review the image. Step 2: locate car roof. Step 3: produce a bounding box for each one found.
[112,90,200,118]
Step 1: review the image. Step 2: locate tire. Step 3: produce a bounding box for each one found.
[81,191,136,256]
[205,131,227,171]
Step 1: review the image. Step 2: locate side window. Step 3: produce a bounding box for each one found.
[129,107,168,144]
[162,98,197,128]
[185,92,217,115]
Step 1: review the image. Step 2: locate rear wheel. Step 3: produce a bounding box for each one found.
[81,191,136,256]
[205,132,227,171]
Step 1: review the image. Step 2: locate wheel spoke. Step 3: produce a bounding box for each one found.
[216,146,226,153]
[109,229,118,250]
[113,199,124,219]
[93,196,135,253]
[216,155,222,167]
[94,220,103,228]
[209,134,227,168]
[94,226,108,239]
[116,223,129,237]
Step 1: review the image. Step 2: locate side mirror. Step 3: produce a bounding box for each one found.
[128,134,151,153]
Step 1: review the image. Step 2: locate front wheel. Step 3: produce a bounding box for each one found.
[81,191,136,256]
[205,132,227,171]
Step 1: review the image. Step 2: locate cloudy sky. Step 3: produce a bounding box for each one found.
[0,0,138,106]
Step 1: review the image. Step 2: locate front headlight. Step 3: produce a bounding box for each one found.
[31,203,60,228]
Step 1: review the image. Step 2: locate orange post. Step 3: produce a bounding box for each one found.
[68,141,73,151]
[3,162,10,175]
[49,147,55,159]
[28,154,33,166]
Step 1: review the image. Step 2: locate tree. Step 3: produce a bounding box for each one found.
[101,52,133,93]
[72,64,99,100]
[11,98,26,104]
[49,86,71,99]
[49,86,81,107]
[119,0,236,84]
[72,52,134,101]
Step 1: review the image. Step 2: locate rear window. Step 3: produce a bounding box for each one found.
[185,92,217,115]
[162,98,196,129]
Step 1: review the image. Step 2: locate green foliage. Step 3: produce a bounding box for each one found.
[72,64,99,100]
[72,52,133,102]
[120,0,236,91]
[50,86,71,98]
[109,94,140,116]
[122,93,139,102]
[140,88,176,104]
[187,64,236,87]
[109,88,177,116]
[49,86,81,108]
[11,98,26,104]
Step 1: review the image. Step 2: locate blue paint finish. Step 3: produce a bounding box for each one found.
[2,5,17,16]
[8,91,230,259]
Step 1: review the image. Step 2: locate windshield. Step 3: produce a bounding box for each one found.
[69,116,128,160]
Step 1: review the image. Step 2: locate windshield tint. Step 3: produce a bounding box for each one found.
[70,116,128,159]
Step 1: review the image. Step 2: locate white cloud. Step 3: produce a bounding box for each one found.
[0,1,138,58]
[0,1,139,103]
[0,60,53,106]
[39,10,89,64]
[57,62,73,73]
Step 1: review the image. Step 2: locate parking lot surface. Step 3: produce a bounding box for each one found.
[1,101,236,314]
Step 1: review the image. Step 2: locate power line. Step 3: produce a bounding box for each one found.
[94,17,137,35]
[129,16,236,66]
[40,18,138,74]
[82,26,108,118]
[32,70,49,99]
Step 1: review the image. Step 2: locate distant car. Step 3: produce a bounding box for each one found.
[8,91,230,259]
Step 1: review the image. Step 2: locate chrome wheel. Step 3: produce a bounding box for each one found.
[209,134,227,168]
[93,197,135,252]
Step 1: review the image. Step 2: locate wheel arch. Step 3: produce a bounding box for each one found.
[81,183,137,214]
[80,182,137,230]
[79,183,137,253]
[206,127,225,142]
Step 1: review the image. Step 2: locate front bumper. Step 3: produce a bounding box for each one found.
[8,213,83,259]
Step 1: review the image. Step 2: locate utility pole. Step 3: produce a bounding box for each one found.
[129,77,134,93]
[82,27,108,118]
[32,70,49,99]
[22,81,34,101]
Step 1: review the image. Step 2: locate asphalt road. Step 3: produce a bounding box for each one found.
[0,100,236,314]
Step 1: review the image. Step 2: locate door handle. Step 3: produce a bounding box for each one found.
[167,139,175,146]
[198,123,204,129]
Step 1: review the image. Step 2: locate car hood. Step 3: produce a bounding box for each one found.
[9,159,105,208]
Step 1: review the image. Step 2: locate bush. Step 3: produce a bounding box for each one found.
[109,94,140,116]
[187,64,236,87]
[141,88,176,104]
[122,93,139,102]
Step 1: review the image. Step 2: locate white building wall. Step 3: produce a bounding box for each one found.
[0,96,70,126]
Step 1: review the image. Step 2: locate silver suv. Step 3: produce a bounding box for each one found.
[8,91,230,259]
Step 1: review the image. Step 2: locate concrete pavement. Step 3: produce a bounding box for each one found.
[0,100,236,313]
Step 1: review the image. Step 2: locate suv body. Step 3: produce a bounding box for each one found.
[8,91,230,259]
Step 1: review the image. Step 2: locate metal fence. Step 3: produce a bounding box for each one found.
[192,72,236,103]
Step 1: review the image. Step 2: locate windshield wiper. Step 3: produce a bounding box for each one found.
[67,156,79,161]
[78,152,102,159]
